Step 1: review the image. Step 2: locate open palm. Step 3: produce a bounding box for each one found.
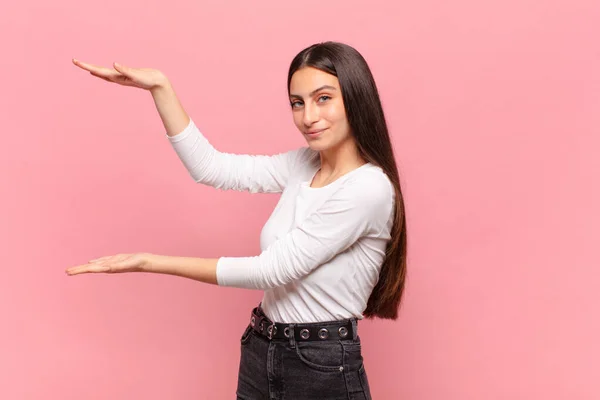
[72,59,167,91]
[66,253,152,276]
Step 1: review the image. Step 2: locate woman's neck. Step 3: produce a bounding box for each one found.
[316,138,366,179]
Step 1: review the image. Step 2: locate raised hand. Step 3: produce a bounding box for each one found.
[72,59,168,91]
[66,252,153,276]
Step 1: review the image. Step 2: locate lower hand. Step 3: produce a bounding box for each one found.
[66,252,154,276]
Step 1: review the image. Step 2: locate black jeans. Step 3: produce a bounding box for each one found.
[236,307,372,399]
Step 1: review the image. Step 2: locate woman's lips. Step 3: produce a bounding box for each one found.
[305,128,325,138]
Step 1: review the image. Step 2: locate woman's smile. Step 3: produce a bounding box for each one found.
[305,128,326,139]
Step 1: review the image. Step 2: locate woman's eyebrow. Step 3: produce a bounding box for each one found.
[290,85,337,99]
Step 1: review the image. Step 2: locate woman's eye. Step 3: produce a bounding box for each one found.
[290,101,302,108]
[318,95,331,102]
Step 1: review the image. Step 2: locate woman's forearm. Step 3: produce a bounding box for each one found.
[150,80,191,137]
[145,254,219,285]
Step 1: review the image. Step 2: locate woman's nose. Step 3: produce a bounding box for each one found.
[303,103,319,126]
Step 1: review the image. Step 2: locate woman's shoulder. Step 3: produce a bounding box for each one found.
[316,163,395,217]
[340,165,395,231]
[349,163,394,194]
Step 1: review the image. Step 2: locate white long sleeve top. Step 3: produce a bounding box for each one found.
[167,118,395,323]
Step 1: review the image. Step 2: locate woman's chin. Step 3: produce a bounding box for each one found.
[306,141,327,151]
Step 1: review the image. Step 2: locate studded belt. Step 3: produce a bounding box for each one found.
[249,305,356,342]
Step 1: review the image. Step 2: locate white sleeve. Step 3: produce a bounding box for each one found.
[167,118,304,193]
[215,173,395,289]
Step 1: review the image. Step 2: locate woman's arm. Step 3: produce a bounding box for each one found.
[150,81,192,137]
[67,171,394,287]
[151,77,303,194]
[216,171,395,290]
[167,115,305,194]
[147,254,219,284]
[66,252,220,285]
[72,59,304,194]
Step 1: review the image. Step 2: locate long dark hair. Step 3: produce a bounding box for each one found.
[287,41,407,320]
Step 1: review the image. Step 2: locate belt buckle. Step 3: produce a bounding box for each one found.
[266,323,276,339]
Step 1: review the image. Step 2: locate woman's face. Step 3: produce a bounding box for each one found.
[289,67,352,152]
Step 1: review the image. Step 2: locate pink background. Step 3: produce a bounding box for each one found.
[1,0,598,398]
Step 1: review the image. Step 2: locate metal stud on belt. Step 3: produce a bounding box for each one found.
[338,326,348,338]
[300,329,310,340]
[318,328,329,339]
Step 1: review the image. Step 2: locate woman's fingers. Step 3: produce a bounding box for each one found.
[89,71,112,83]
[111,64,164,90]
[73,58,166,90]
[66,253,149,276]
[66,262,112,275]
[111,63,134,80]
[66,254,123,275]
[89,71,138,88]
[73,59,129,84]
[73,59,115,76]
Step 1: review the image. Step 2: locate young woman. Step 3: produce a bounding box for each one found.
[68,41,408,400]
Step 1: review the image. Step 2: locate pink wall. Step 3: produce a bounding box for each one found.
[1,0,598,398]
